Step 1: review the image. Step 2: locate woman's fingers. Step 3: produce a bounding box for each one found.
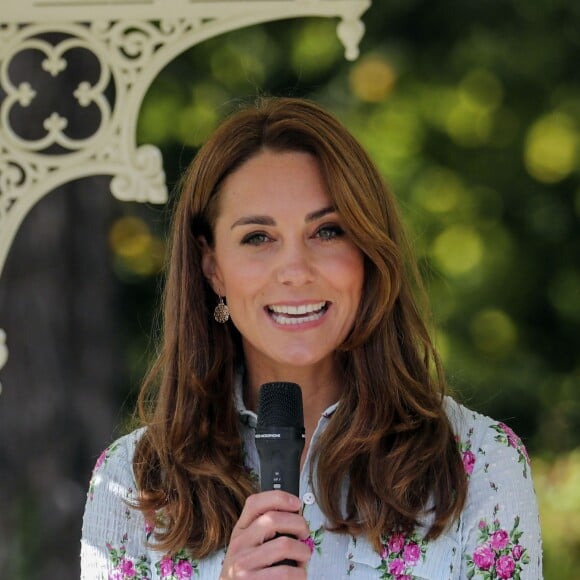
[226,534,311,576]
[235,491,302,531]
[220,491,312,579]
[230,507,310,550]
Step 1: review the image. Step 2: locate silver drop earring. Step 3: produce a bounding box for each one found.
[214,296,230,323]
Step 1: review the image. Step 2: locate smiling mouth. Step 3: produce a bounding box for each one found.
[266,301,330,325]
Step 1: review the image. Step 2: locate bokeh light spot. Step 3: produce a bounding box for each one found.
[412,166,465,213]
[109,217,165,278]
[210,29,271,89]
[350,55,396,102]
[444,69,503,147]
[109,217,150,259]
[470,308,518,356]
[525,112,578,183]
[356,104,424,183]
[177,84,226,147]
[291,20,341,79]
[138,92,183,145]
[431,225,484,275]
[459,69,503,111]
[446,102,492,147]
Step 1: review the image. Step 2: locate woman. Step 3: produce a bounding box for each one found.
[81,97,542,579]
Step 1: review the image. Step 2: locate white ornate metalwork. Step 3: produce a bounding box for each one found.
[0,0,370,378]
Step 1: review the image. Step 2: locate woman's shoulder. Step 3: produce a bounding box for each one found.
[443,395,532,481]
[443,395,517,442]
[443,396,490,430]
[87,427,147,492]
[98,426,146,463]
[441,400,542,577]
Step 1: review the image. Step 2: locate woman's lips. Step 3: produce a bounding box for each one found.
[266,301,330,326]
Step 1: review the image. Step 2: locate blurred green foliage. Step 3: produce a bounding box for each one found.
[105,1,580,576]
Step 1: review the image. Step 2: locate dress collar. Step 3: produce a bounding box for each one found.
[234,371,340,428]
[234,372,258,428]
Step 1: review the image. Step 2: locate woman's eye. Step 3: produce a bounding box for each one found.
[241,232,270,246]
[316,224,344,241]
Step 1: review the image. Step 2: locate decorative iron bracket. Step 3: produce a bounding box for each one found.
[0,0,370,379]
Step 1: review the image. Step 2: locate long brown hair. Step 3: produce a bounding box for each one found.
[133,97,467,556]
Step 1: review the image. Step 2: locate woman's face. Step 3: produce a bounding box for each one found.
[202,149,364,374]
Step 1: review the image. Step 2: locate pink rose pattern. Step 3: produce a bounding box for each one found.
[89,443,120,501]
[301,502,325,555]
[491,422,531,478]
[466,512,530,579]
[154,549,199,579]
[457,427,476,477]
[94,416,536,578]
[376,531,426,579]
[144,520,154,541]
[106,534,150,579]
[301,527,325,556]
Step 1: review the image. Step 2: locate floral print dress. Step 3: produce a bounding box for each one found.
[81,392,543,579]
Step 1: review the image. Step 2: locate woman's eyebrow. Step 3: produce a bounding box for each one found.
[230,206,336,230]
[230,215,275,229]
[305,205,336,223]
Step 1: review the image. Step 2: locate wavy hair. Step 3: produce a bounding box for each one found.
[133,97,467,556]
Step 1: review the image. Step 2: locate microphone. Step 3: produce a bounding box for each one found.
[255,382,305,495]
[255,382,305,566]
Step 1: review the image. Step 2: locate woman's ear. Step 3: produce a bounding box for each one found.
[198,236,223,294]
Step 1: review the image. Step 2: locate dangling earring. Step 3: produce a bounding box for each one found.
[214,296,230,323]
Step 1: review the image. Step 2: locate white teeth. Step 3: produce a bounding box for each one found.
[271,312,324,325]
[267,301,329,325]
[268,301,326,315]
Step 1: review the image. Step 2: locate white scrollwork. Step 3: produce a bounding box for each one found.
[110,145,167,203]
[90,18,201,88]
[0,147,41,218]
[337,14,366,61]
[0,23,19,50]
[0,156,24,205]
[0,32,113,154]
[14,82,37,106]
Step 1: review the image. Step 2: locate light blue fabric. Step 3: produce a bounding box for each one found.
[81,388,543,579]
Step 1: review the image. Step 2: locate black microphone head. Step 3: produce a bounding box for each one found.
[256,382,304,430]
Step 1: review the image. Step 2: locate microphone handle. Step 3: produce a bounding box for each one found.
[255,427,305,567]
[257,442,303,495]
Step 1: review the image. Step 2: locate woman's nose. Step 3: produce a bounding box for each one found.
[275,242,314,286]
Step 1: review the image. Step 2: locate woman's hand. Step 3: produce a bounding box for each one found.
[220,490,312,579]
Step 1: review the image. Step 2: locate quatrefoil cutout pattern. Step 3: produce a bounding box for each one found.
[0,31,114,155]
